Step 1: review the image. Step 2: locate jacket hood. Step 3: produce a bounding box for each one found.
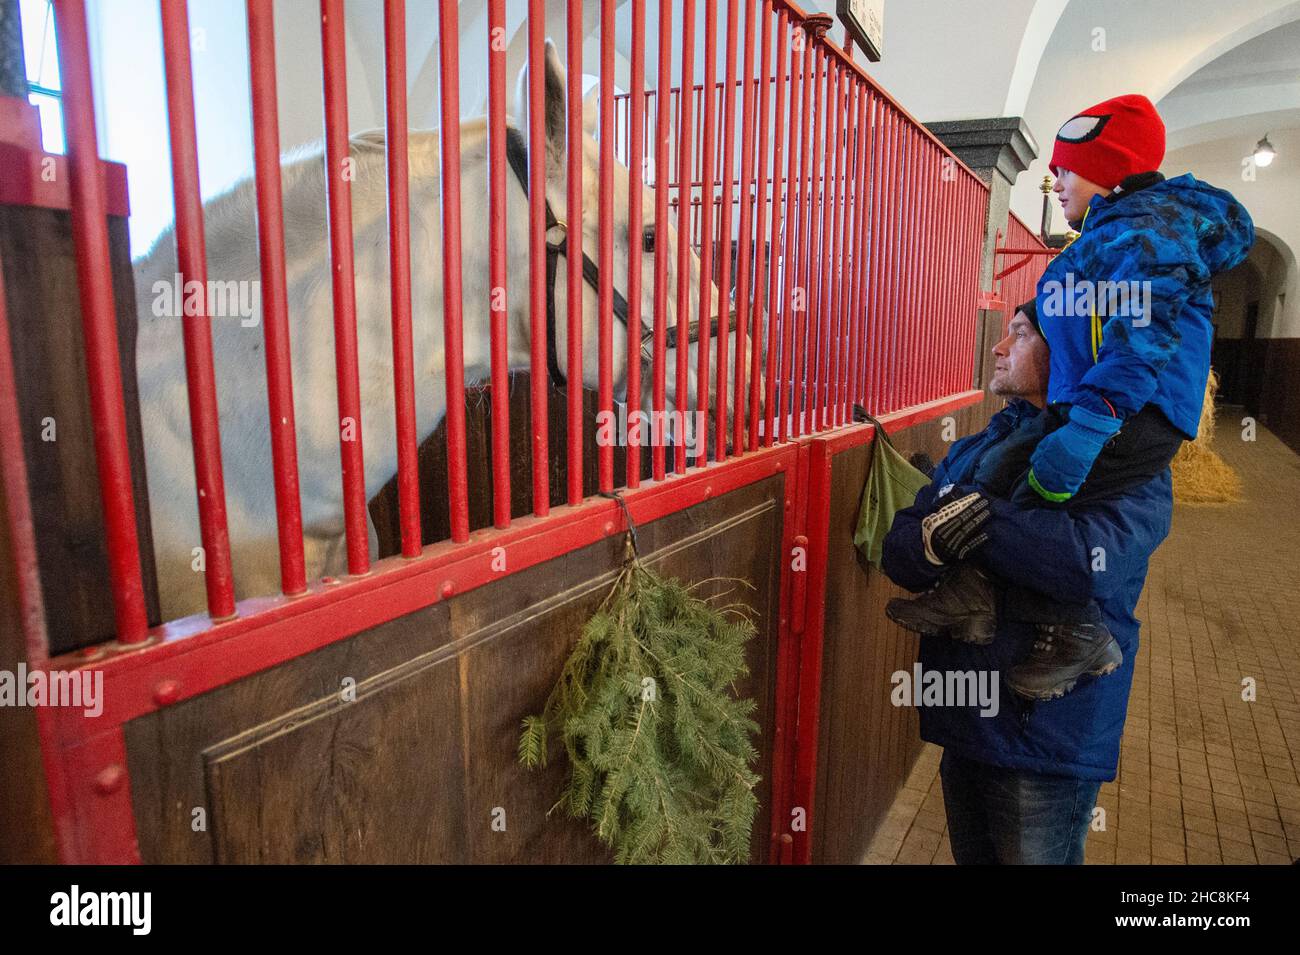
[1087,172,1255,276]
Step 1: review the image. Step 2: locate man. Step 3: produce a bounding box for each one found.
[881,305,1172,864]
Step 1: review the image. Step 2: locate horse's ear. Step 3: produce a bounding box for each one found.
[514,38,567,179]
[582,86,599,138]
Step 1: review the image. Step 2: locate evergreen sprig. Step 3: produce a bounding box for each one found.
[519,540,761,864]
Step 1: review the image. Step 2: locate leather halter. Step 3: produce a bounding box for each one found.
[502,127,719,389]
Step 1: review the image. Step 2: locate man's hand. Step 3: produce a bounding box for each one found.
[1028,406,1122,502]
[921,490,992,566]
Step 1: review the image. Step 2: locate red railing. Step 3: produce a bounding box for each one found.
[44,0,989,634]
[995,209,1056,319]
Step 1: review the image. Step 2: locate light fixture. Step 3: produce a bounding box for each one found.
[1253,134,1276,167]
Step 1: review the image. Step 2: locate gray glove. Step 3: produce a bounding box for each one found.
[921,491,991,566]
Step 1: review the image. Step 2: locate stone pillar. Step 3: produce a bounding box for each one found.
[925,117,1038,387]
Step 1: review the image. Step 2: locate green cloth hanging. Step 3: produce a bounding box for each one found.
[853,410,932,569]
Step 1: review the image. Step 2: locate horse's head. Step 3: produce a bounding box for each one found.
[515,41,755,461]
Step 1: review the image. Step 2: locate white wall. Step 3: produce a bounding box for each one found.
[1163,129,1300,338]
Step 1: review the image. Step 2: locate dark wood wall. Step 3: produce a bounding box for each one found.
[125,473,785,863]
[0,206,160,655]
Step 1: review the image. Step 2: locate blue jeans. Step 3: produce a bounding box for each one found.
[939,749,1101,865]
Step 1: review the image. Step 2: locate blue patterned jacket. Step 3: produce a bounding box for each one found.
[1036,173,1254,437]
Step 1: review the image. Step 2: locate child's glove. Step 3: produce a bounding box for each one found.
[1027,406,1122,502]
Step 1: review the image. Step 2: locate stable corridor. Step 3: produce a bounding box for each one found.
[865,418,1300,865]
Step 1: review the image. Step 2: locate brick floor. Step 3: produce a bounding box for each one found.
[863,417,1300,865]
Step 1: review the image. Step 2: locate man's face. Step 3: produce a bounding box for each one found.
[990,310,1050,406]
[1052,167,1110,224]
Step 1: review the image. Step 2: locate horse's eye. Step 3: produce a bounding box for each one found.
[642,227,655,253]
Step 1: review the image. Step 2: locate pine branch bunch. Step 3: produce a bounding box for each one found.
[519,543,761,864]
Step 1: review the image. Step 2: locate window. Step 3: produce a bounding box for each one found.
[20,0,63,153]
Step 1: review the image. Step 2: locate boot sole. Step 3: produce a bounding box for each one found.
[885,599,996,645]
[1007,638,1124,701]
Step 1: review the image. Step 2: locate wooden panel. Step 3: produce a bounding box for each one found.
[0,205,159,654]
[812,395,1000,864]
[126,473,785,863]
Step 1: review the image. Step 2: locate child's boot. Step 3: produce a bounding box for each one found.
[885,563,998,645]
[1005,623,1124,700]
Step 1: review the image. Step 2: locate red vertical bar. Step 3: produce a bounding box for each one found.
[437,0,469,540]
[777,21,803,444]
[674,0,696,474]
[247,0,307,596]
[847,81,868,410]
[626,0,646,489]
[871,109,898,411]
[791,35,814,439]
[484,0,512,526]
[695,0,718,466]
[565,0,584,501]
[598,0,616,491]
[762,5,786,447]
[733,0,759,454]
[159,0,236,619]
[49,0,148,640]
[754,0,769,449]
[747,0,773,451]
[834,79,858,426]
[526,1,550,514]
[805,48,828,433]
[319,0,371,572]
[715,0,741,461]
[821,62,843,430]
[383,0,425,548]
[652,2,673,481]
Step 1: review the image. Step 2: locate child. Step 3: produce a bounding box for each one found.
[886,94,1254,701]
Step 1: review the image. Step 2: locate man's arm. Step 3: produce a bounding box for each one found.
[977,472,1173,604]
[880,470,947,594]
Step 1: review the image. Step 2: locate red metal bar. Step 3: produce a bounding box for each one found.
[805,48,827,433]
[848,79,868,418]
[319,0,371,572]
[527,0,550,515]
[565,0,584,501]
[790,36,814,439]
[651,0,672,480]
[833,78,858,425]
[762,6,787,447]
[748,0,774,451]
[51,0,148,642]
[437,0,470,540]
[626,0,646,489]
[866,106,890,411]
[780,27,800,444]
[383,0,426,548]
[674,0,696,474]
[598,0,616,491]
[715,0,741,462]
[733,0,759,457]
[247,0,307,596]
[695,0,718,465]
[159,0,236,619]
[820,61,843,430]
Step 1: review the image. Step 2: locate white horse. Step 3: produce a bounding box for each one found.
[134,41,747,622]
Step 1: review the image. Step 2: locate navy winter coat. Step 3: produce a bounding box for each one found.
[1036,173,1254,439]
[881,400,1173,780]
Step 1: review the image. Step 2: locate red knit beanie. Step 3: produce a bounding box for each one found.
[1049,94,1166,189]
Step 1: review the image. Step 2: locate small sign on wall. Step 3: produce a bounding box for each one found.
[838,0,884,61]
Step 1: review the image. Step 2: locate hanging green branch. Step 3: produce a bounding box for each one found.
[519,538,761,864]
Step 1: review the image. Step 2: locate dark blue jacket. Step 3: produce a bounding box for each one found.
[881,400,1173,780]
[1037,173,1254,439]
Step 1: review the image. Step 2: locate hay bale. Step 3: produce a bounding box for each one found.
[1170,369,1242,505]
